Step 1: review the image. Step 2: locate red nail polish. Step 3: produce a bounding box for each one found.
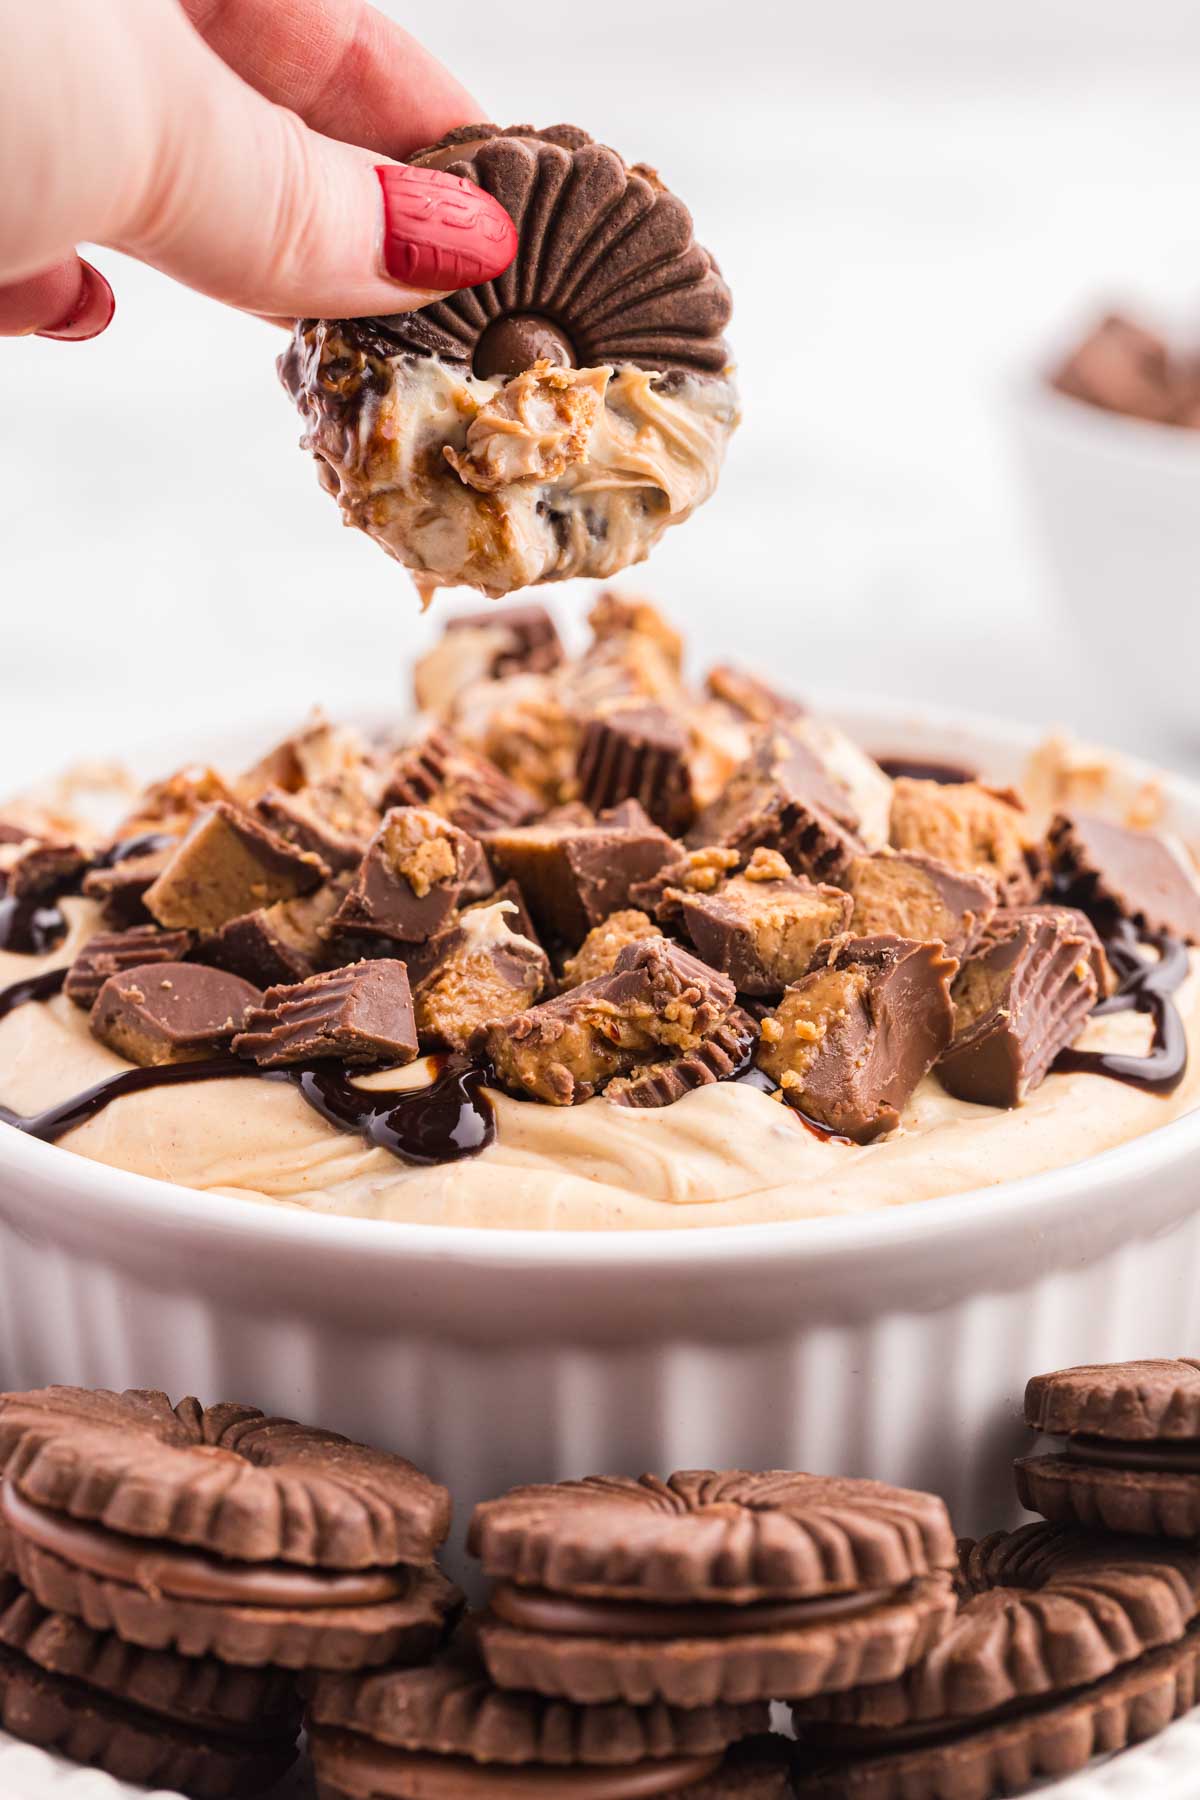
[376,165,517,291]
[36,259,115,342]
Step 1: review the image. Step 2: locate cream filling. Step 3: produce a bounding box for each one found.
[300,346,739,600]
[1,899,1197,1232]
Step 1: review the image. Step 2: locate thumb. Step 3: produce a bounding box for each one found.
[115,7,515,318]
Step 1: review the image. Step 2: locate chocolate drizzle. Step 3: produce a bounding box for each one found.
[876,756,975,785]
[288,1058,495,1166]
[0,964,496,1168]
[1054,922,1189,1094]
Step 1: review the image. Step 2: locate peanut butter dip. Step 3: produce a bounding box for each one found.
[0,902,1196,1232]
[3,600,1198,1231]
[283,335,738,600]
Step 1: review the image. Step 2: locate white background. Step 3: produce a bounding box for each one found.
[4,0,1200,788]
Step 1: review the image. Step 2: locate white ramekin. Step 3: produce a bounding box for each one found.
[1,699,1198,1579]
[1009,372,1200,744]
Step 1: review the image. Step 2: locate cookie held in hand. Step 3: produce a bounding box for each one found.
[280,125,738,599]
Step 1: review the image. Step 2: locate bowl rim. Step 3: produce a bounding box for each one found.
[2,691,1198,1270]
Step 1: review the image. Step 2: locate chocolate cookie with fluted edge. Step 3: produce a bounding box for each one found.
[0,1387,460,1668]
[790,1525,1200,1798]
[1016,1359,1200,1537]
[366,124,731,379]
[0,1641,298,1798]
[307,1635,788,1797]
[469,1471,957,1707]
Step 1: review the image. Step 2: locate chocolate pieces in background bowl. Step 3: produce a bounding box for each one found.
[1049,810,1200,945]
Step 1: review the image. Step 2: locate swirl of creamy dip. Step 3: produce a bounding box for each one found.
[2,899,1198,1233]
[282,323,739,601]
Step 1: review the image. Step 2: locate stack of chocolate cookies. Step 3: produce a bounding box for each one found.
[305,1466,960,1796]
[787,1358,1200,1797]
[0,1385,460,1794]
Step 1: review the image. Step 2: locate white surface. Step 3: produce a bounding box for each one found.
[6,1,1200,788]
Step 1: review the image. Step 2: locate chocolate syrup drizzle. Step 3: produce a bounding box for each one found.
[1053,921,1189,1094]
[875,756,976,786]
[0,963,494,1168]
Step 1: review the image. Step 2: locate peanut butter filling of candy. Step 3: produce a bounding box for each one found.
[279,125,738,600]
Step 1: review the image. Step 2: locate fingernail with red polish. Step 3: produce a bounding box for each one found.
[36,259,116,342]
[376,165,517,292]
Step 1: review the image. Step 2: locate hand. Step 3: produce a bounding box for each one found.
[0,0,517,340]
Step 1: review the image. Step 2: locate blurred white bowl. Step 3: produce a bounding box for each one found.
[1011,376,1200,743]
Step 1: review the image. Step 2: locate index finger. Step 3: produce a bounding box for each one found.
[181,0,481,157]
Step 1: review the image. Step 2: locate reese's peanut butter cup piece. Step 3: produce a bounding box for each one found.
[845,849,997,960]
[938,905,1104,1108]
[483,819,677,947]
[0,835,85,900]
[409,900,549,1052]
[307,1639,768,1781]
[65,925,196,1010]
[1016,1360,1200,1538]
[483,940,737,1105]
[605,1009,758,1109]
[690,727,862,885]
[367,125,731,380]
[0,1387,458,1671]
[256,776,381,873]
[0,1639,298,1798]
[89,962,261,1067]
[143,801,327,931]
[791,1524,1200,1799]
[705,665,806,727]
[237,716,374,804]
[560,910,664,989]
[576,703,696,836]
[470,1471,956,1708]
[199,883,342,988]
[757,935,956,1143]
[385,729,539,835]
[331,807,480,946]
[667,856,853,997]
[234,960,419,1068]
[414,605,565,714]
[82,844,174,928]
[889,777,1035,904]
[1048,810,1200,944]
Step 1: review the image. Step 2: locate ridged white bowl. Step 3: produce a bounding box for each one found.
[0,699,1198,1584]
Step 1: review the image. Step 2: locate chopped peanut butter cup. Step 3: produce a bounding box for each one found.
[756,934,956,1143]
[469,1470,956,1707]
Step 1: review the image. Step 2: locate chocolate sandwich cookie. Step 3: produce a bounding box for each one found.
[307,1636,791,1799]
[0,1387,459,1668]
[0,1572,299,1795]
[280,125,738,597]
[790,1523,1200,1798]
[470,1471,957,1707]
[1016,1359,1200,1537]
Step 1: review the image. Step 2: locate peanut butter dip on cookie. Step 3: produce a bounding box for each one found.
[1,596,1198,1230]
[279,126,738,600]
